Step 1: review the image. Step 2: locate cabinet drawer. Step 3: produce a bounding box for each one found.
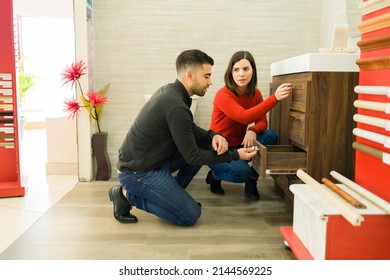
[288,111,308,147]
[252,141,307,179]
[290,81,310,112]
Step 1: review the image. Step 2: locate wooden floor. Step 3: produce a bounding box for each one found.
[0,176,295,260]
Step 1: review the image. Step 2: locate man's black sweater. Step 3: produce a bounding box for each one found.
[117,79,239,172]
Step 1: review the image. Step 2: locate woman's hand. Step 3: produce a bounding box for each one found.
[242,130,257,148]
[274,83,292,101]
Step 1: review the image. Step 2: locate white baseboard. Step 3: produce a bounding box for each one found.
[46,163,78,175]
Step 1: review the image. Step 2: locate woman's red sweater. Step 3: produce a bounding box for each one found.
[210,86,278,147]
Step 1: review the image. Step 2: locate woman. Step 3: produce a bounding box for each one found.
[206,51,291,200]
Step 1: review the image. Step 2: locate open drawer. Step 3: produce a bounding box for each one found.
[252,141,307,179]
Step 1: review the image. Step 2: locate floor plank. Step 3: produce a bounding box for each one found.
[0,177,295,260]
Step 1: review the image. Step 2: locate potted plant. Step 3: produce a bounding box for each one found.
[18,65,35,140]
[19,71,35,104]
[61,60,111,180]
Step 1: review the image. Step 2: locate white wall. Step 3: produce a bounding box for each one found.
[90,0,362,180]
[92,0,323,179]
[320,0,361,50]
[14,0,362,180]
[13,0,73,19]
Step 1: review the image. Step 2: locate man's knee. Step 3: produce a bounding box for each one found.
[180,204,201,227]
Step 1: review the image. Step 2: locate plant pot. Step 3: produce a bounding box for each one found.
[91,132,111,180]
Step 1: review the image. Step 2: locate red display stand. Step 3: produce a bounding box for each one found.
[280,227,314,260]
[281,213,390,260]
[0,0,25,198]
[280,1,390,260]
[355,4,390,202]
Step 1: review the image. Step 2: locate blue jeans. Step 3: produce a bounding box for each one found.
[118,150,202,226]
[209,130,278,183]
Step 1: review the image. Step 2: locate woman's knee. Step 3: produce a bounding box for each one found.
[235,168,253,182]
[268,130,278,144]
[258,130,278,145]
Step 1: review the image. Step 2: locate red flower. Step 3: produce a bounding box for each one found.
[61,60,87,88]
[61,60,110,133]
[63,97,81,119]
[86,91,108,107]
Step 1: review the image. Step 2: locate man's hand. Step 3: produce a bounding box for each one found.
[237,146,258,160]
[212,134,229,155]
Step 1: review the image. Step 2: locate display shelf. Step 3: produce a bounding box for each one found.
[278,1,390,260]
[0,181,25,197]
[354,2,390,202]
[0,0,24,198]
[288,183,390,260]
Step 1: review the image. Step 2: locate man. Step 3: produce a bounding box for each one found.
[110,49,258,226]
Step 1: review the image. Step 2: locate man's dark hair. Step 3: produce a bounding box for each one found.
[176,49,214,73]
[224,50,258,97]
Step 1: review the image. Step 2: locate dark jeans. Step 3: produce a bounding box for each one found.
[118,149,202,226]
[209,130,278,183]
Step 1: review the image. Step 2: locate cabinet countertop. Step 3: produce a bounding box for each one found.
[271,52,360,76]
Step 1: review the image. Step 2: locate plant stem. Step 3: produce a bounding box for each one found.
[91,107,101,133]
[96,122,101,133]
[76,79,102,133]
[76,79,88,102]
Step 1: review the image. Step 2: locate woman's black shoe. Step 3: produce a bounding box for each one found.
[108,185,138,223]
[205,170,225,195]
[245,179,260,201]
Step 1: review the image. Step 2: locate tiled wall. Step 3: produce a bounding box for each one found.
[91,0,323,178]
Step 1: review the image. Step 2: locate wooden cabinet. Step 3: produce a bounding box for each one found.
[267,71,359,205]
